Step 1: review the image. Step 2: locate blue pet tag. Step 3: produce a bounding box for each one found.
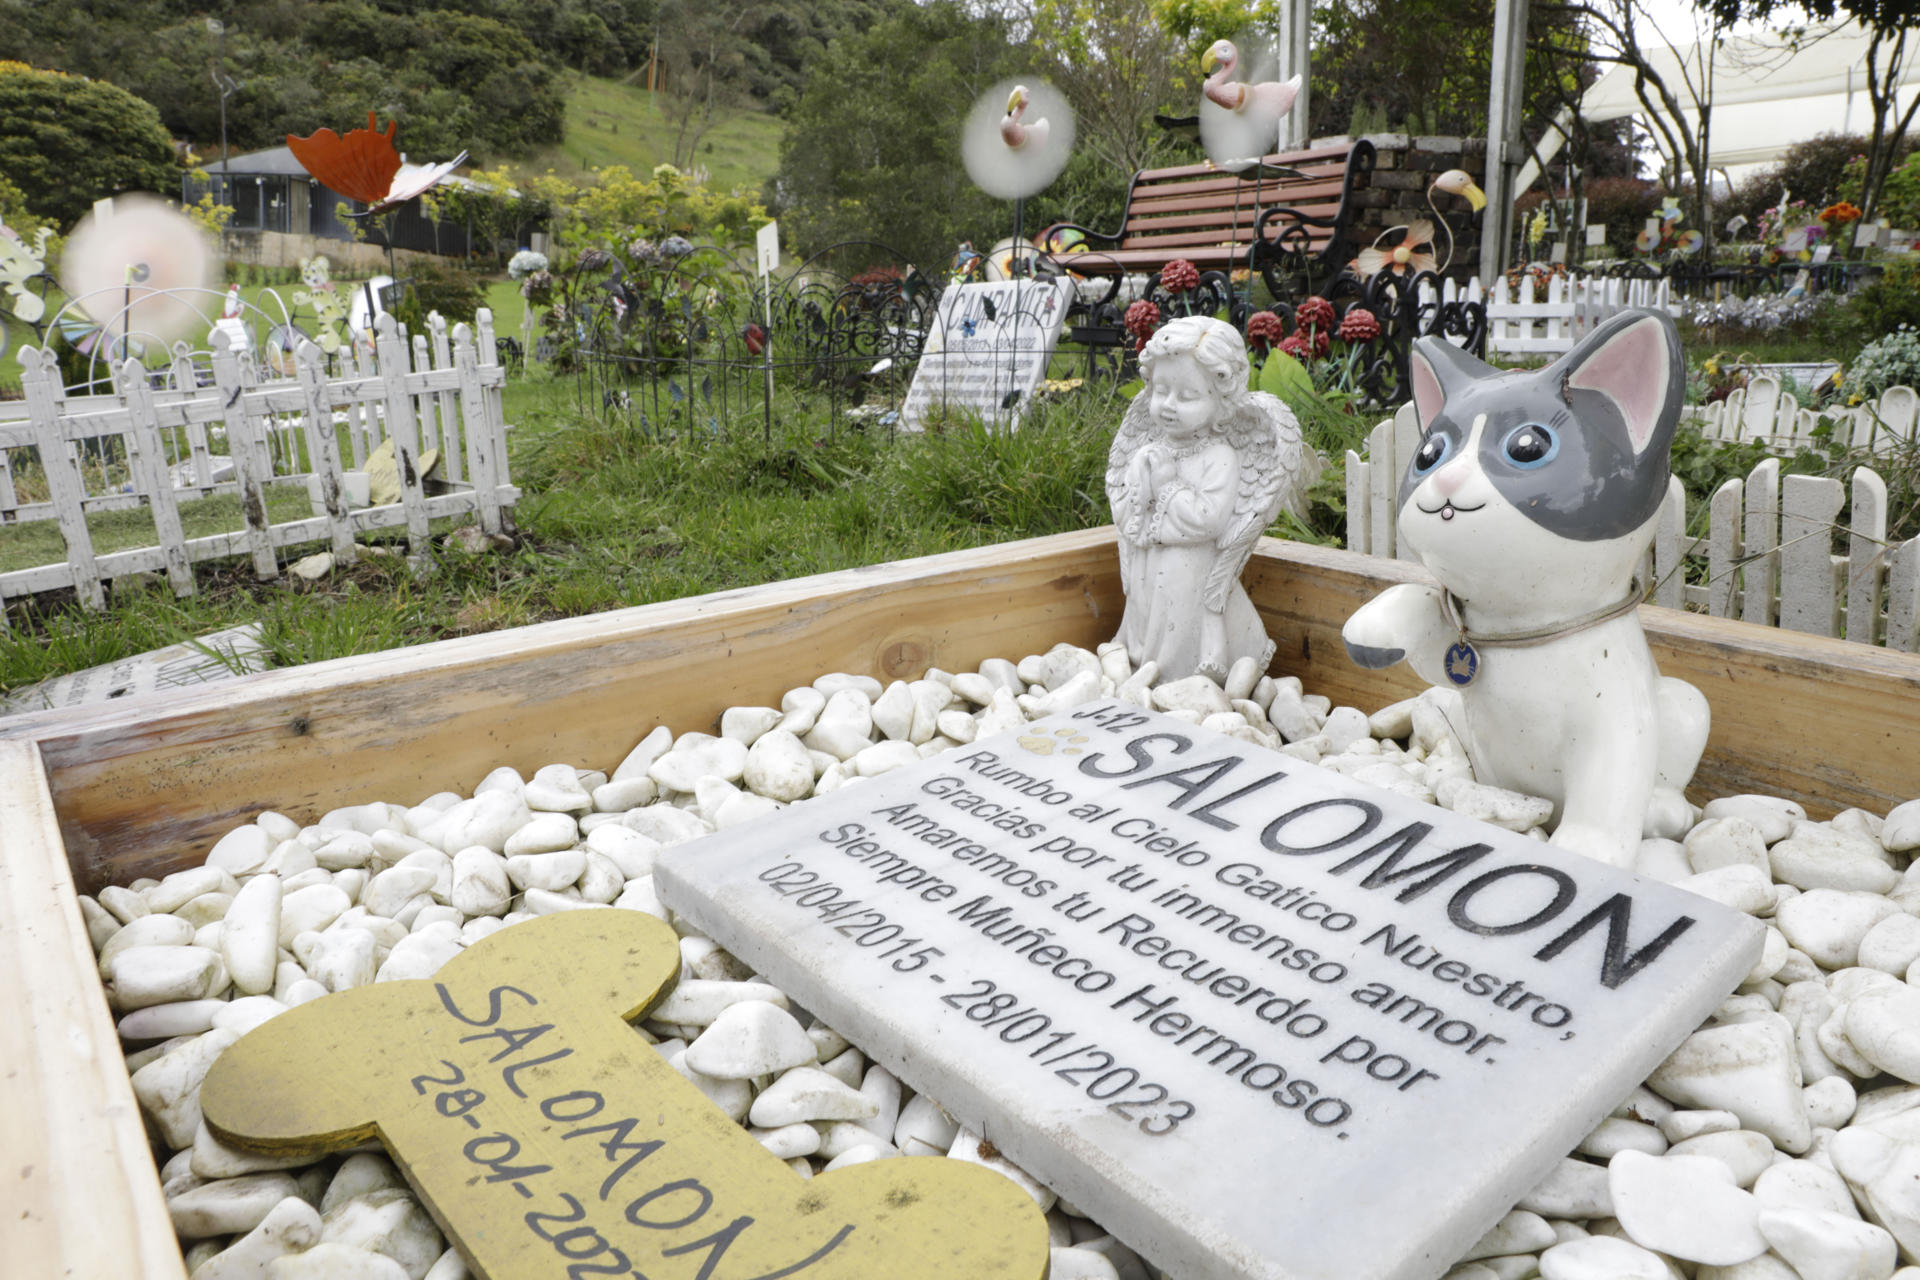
[1444,640,1479,686]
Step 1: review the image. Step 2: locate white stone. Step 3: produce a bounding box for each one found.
[1832,1126,1920,1258]
[1881,798,1920,853]
[1770,825,1899,894]
[814,672,882,700]
[948,1127,1056,1212]
[450,847,511,917]
[1608,1149,1766,1265]
[1757,1207,1898,1280]
[320,1189,443,1278]
[427,791,531,854]
[131,1028,240,1149]
[363,866,439,919]
[1435,777,1556,832]
[853,739,922,776]
[1701,796,1805,844]
[936,709,978,744]
[611,726,673,781]
[651,978,788,1026]
[1776,890,1902,970]
[207,825,275,876]
[1049,1246,1121,1280]
[376,923,463,982]
[118,999,228,1042]
[859,1065,902,1136]
[753,1122,822,1159]
[743,729,816,802]
[1647,1015,1811,1154]
[803,690,876,760]
[1460,1209,1558,1260]
[1846,983,1920,1082]
[1687,818,1773,875]
[1752,1158,1859,1217]
[1860,913,1920,974]
[1805,1075,1858,1129]
[1578,1117,1669,1160]
[1022,670,1105,716]
[1321,705,1372,755]
[665,1051,752,1121]
[314,831,376,872]
[592,775,656,812]
[148,866,238,914]
[502,812,578,857]
[815,1121,895,1159]
[308,926,377,992]
[649,734,749,793]
[721,705,782,745]
[682,1001,816,1079]
[871,681,914,740]
[268,1243,410,1280]
[98,913,196,975]
[1666,1130,1775,1186]
[189,1195,321,1279]
[747,1066,878,1127]
[1152,675,1231,717]
[1659,1110,1741,1143]
[1538,1235,1673,1280]
[504,849,587,894]
[168,1171,303,1238]
[110,945,221,1010]
[895,1092,960,1156]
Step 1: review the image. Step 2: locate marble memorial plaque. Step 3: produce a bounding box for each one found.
[901,278,1075,432]
[656,702,1765,1280]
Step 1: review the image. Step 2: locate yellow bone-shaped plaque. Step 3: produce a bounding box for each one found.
[202,910,1049,1280]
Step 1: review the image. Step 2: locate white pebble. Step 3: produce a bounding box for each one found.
[747,1066,878,1127]
[1757,1207,1898,1280]
[1607,1149,1766,1265]
[683,1001,817,1079]
[1538,1234,1672,1280]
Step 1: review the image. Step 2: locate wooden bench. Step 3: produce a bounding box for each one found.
[1040,140,1377,295]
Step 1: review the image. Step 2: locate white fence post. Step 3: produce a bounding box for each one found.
[211,331,280,581]
[1777,473,1844,636]
[20,348,105,610]
[1847,468,1889,645]
[119,357,196,598]
[294,341,359,566]
[374,315,433,558]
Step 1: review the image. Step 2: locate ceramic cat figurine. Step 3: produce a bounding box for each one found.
[1341,309,1709,868]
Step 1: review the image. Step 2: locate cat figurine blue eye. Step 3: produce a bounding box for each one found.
[1341,308,1709,868]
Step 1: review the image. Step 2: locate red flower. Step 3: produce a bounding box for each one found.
[1311,329,1330,358]
[1277,335,1307,359]
[1245,310,1285,351]
[1295,295,1336,333]
[1161,259,1201,293]
[1124,299,1162,341]
[1336,308,1380,343]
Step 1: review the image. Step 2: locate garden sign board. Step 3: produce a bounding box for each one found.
[656,701,1765,1280]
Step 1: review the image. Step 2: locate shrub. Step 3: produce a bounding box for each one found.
[1853,258,1920,337]
[1580,177,1664,256]
[1844,325,1920,400]
[393,260,487,331]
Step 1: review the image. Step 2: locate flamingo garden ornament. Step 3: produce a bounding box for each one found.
[1352,167,1488,280]
[962,78,1075,200]
[999,85,1050,152]
[1198,38,1303,170]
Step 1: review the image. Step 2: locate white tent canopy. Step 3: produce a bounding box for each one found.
[1519,19,1920,193]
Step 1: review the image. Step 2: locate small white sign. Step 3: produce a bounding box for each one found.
[1585,225,1607,247]
[756,221,780,278]
[1855,223,1885,249]
[902,278,1076,432]
[1812,244,1833,264]
[1782,227,1810,253]
[1549,241,1567,264]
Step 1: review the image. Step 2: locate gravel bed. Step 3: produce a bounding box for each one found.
[88,641,1920,1280]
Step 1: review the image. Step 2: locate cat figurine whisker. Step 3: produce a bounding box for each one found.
[1341,309,1709,868]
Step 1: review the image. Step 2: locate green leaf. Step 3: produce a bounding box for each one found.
[1117,378,1145,400]
[1258,350,1315,402]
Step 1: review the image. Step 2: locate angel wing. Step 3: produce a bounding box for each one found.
[1106,390,1157,581]
[1202,390,1316,612]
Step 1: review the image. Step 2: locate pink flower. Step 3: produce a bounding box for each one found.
[1277,335,1307,359]
[1161,259,1201,293]
[1124,299,1162,341]
[1295,295,1335,333]
[1336,308,1381,343]
[1245,311,1285,352]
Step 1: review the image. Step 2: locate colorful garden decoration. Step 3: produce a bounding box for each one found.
[0,221,53,328]
[292,255,352,356]
[1352,169,1486,281]
[960,77,1075,202]
[1197,38,1302,169]
[60,194,215,347]
[1341,309,1710,868]
[1636,197,1705,257]
[1105,315,1316,681]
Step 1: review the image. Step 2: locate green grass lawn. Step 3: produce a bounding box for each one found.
[521,74,785,193]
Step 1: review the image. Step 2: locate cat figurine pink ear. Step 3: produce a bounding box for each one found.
[1343,309,1707,868]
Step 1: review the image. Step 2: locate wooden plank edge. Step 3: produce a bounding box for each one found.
[0,739,184,1280]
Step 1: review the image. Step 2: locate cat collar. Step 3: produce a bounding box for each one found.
[1438,577,1646,688]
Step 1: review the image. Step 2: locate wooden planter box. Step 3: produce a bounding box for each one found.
[5,529,1918,1277]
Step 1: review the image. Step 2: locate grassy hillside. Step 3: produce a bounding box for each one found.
[524,75,786,194]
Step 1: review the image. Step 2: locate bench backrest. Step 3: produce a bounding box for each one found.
[1118,143,1361,259]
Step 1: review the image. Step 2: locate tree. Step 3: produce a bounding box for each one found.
[0,61,179,228]
[773,1,1029,265]
[1703,0,1920,226]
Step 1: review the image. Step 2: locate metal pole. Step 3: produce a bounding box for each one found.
[1481,0,1531,285]
[1278,0,1311,151]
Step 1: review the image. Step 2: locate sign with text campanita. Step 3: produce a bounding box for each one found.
[655,701,1764,1280]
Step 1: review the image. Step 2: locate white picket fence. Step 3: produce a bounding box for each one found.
[0,309,517,623]
[1427,274,1679,359]
[1686,377,1920,455]
[1345,404,1920,649]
